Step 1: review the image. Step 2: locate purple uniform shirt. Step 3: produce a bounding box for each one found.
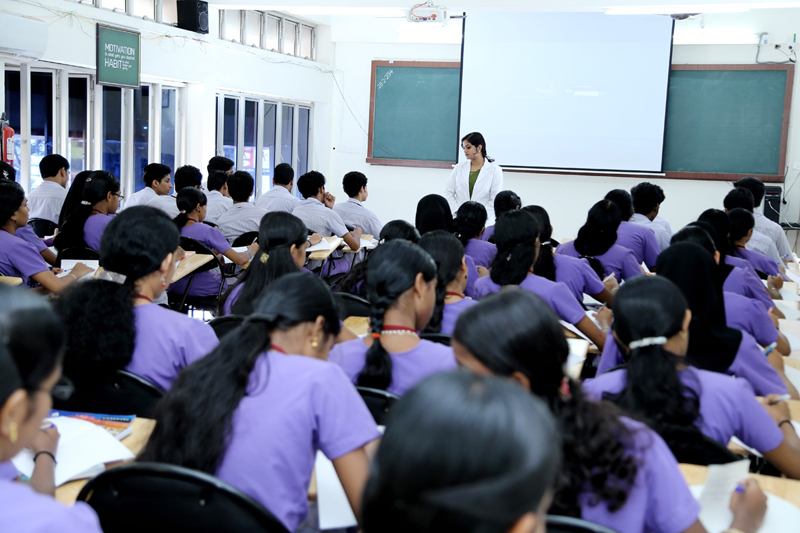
[724,291,778,347]
[733,247,782,278]
[83,214,114,251]
[473,274,586,325]
[465,255,479,299]
[723,265,774,312]
[222,283,245,315]
[480,225,495,242]
[440,297,479,335]
[556,241,643,282]
[552,254,605,301]
[615,221,661,268]
[215,352,381,531]
[0,478,103,532]
[464,238,497,269]
[16,225,47,253]
[0,231,49,285]
[328,338,457,396]
[168,223,231,297]
[0,461,18,480]
[124,304,218,390]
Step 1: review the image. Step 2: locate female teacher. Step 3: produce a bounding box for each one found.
[443,132,504,224]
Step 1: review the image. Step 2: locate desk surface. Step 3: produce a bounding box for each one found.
[342,234,375,253]
[171,254,214,283]
[308,237,343,261]
[0,277,23,286]
[343,316,370,337]
[680,463,800,509]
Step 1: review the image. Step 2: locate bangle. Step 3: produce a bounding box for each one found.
[245,249,253,260]
[67,273,78,282]
[33,451,57,465]
[779,419,793,428]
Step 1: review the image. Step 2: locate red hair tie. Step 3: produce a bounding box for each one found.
[371,333,381,339]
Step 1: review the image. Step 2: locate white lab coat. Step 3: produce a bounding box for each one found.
[443,160,504,224]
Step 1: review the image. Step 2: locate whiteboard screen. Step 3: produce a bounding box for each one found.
[459,13,674,172]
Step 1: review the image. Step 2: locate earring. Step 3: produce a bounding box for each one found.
[9,422,18,444]
[161,276,167,288]
[311,336,319,348]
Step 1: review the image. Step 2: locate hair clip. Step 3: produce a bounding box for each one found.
[80,200,91,205]
[260,252,269,264]
[85,178,92,182]
[371,332,381,339]
[628,336,667,349]
[179,210,186,214]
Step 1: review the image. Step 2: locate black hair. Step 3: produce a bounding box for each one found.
[358,241,437,390]
[523,205,557,282]
[342,171,368,198]
[573,200,621,279]
[39,154,69,179]
[604,189,634,221]
[461,132,495,163]
[173,188,208,229]
[415,194,455,235]
[54,171,120,251]
[452,201,487,247]
[207,156,234,174]
[418,231,465,334]
[143,163,171,188]
[493,191,521,220]
[219,212,307,315]
[697,209,734,258]
[226,171,254,202]
[380,220,420,244]
[0,180,25,226]
[141,273,341,474]
[729,207,756,243]
[0,161,16,181]
[630,182,665,215]
[490,210,539,287]
[452,289,637,517]
[273,163,294,186]
[734,177,766,208]
[173,165,203,192]
[206,170,228,192]
[297,171,326,199]
[670,225,716,255]
[53,207,179,388]
[724,188,755,212]
[58,171,92,228]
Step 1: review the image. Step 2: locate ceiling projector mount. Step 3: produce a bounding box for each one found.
[407,2,450,22]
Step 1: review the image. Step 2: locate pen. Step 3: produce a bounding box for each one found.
[768,394,792,405]
[763,342,778,356]
[603,273,615,282]
[40,423,55,430]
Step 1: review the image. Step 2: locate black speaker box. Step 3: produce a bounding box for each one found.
[764,186,782,224]
[177,0,209,34]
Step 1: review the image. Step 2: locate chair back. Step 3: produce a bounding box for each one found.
[27,218,58,238]
[334,293,371,320]
[208,315,246,340]
[53,370,164,418]
[231,231,259,247]
[666,432,742,466]
[202,220,218,228]
[178,237,223,276]
[419,333,451,346]
[55,247,100,268]
[546,515,618,533]
[77,463,289,533]
[356,386,399,425]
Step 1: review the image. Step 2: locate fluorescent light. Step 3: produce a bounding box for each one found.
[605,4,751,15]
[277,7,406,17]
[673,28,759,44]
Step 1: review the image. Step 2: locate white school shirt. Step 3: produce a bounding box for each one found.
[333,198,384,237]
[292,198,349,237]
[630,213,672,252]
[254,185,301,213]
[26,180,67,224]
[147,195,179,218]
[443,160,504,224]
[746,229,783,264]
[123,187,158,210]
[205,190,233,224]
[216,203,267,244]
[753,208,791,259]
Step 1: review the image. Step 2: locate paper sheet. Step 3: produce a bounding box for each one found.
[785,269,800,285]
[690,485,800,533]
[785,366,800,392]
[786,333,800,351]
[776,303,800,321]
[560,320,591,342]
[696,460,750,532]
[342,239,379,252]
[306,240,333,253]
[780,288,800,302]
[223,246,248,264]
[56,260,99,280]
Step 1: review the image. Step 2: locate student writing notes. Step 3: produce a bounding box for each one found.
[54,171,120,252]
[142,273,381,532]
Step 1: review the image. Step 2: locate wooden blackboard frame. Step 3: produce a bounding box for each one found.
[366,60,461,169]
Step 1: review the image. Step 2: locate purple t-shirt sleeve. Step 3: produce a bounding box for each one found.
[327,339,367,383]
[741,268,774,312]
[16,226,47,253]
[10,240,50,282]
[727,333,787,396]
[551,282,587,325]
[642,232,661,268]
[0,461,18,481]
[577,258,605,296]
[620,250,644,281]
[744,299,779,346]
[464,255,479,298]
[728,378,785,453]
[204,225,232,254]
[596,330,625,375]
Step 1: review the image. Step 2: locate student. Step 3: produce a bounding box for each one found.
[207,155,235,175]
[54,171,120,252]
[148,165,202,219]
[378,219,420,243]
[141,273,381,532]
[333,171,383,237]
[475,210,607,348]
[444,132,504,224]
[480,190,520,243]
[735,176,792,261]
[254,163,300,213]
[630,182,672,251]
[54,207,218,392]
[27,154,69,224]
[0,170,56,266]
[362,372,561,533]
[415,194,455,235]
[417,231,478,335]
[556,200,642,282]
[0,287,104,532]
[218,211,309,315]
[585,275,800,480]
[452,201,497,269]
[729,207,784,279]
[215,171,267,244]
[524,205,615,305]
[203,170,233,224]
[724,187,783,265]
[604,189,660,269]
[168,188,256,299]
[328,240,457,394]
[57,170,91,228]
[124,163,172,209]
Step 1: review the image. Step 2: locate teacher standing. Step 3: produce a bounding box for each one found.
[443,132,504,224]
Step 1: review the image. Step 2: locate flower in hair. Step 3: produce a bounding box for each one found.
[179,210,186,214]
[260,252,269,264]
[80,200,91,205]
[628,336,667,349]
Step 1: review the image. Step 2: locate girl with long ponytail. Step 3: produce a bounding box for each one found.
[142,273,381,531]
[452,201,497,269]
[54,171,120,251]
[328,240,457,394]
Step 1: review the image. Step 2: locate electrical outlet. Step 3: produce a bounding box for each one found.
[789,43,796,52]
[761,33,771,45]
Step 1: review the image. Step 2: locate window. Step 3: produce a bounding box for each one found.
[265,16,280,50]
[300,26,313,59]
[261,103,276,190]
[102,87,122,178]
[30,72,54,189]
[298,107,310,177]
[100,0,126,11]
[133,86,149,191]
[283,21,297,55]
[133,0,155,19]
[161,88,177,172]
[281,104,294,167]
[222,97,238,164]
[221,10,241,42]
[162,0,178,25]
[68,78,89,183]
[242,100,258,181]
[245,11,261,47]
[4,71,21,181]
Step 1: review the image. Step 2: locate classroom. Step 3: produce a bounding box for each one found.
[3,0,800,532]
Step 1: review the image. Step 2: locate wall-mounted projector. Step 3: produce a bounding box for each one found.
[407,2,449,23]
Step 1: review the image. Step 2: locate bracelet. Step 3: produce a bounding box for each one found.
[245,249,253,260]
[33,451,57,465]
[779,419,793,428]
[67,273,78,282]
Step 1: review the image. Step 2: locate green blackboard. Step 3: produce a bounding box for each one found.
[367,61,461,168]
[663,67,791,178]
[97,24,141,88]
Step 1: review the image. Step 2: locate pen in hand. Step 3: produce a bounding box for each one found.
[768,394,792,405]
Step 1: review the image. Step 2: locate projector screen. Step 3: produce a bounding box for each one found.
[459,13,674,172]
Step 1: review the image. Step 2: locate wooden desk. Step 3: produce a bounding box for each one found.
[680,463,800,509]
[56,418,156,504]
[0,277,23,286]
[308,237,343,261]
[343,234,375,253]
[785,358,800,371]
[171,254,214,283]
[779,319,800,360]
[344,316,370,337]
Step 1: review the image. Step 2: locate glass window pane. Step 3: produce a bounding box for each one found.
[101,0,126,10]
[102,87,122,178]
[243,100,258,184]
[284,21,297,55]
[133,86,150,192]
[4,71,21,182]
[245,11,261,47]
[281,105,293,166]
[300,26,313,59]
[30,72,54,190]
[162,0,178,24]
[265,16,280,50]
[223,10,241,42]
[298,108,310,178]
[161,88,177,173]
[261,103,276,191]
[133,0,155,19]
[223,97,238,165]
[68,78,88,186]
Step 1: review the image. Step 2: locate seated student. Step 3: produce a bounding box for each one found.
[203,170,233,224]
[630,182,673,251]
[141,273,381,531]
[27,154,69,225]
[475,210,607,348]
[215,171,267,244]
[54,207,218,392]
[585,275,800,480]
[333,171,383,237]
[54,171,119,252]
[480,190,520,243]
[524,205,615,305]
[417,231,478,335]
[124,163,172,209]
[168,188,256,299]
[57,170,91,229]
[207,155,235,175]
[556,200,642,282]
[604,189,660,269]
[0,168,56,266]
[254,163,300,213]
[148,165,202,219]
[729,207,784,280]
[362,372,562,533]
[218,211,309,315]
[0,287,104,532]
[328,241,457,395]
[453,201,497,269]
[724,187,784,265]
[736,176,792,262]
[451,288,766,533]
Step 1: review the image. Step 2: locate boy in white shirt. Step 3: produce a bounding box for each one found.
[124,163,172,209]
[205,170,233,224]
[27,154,69,224]
[255,163,301,213]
